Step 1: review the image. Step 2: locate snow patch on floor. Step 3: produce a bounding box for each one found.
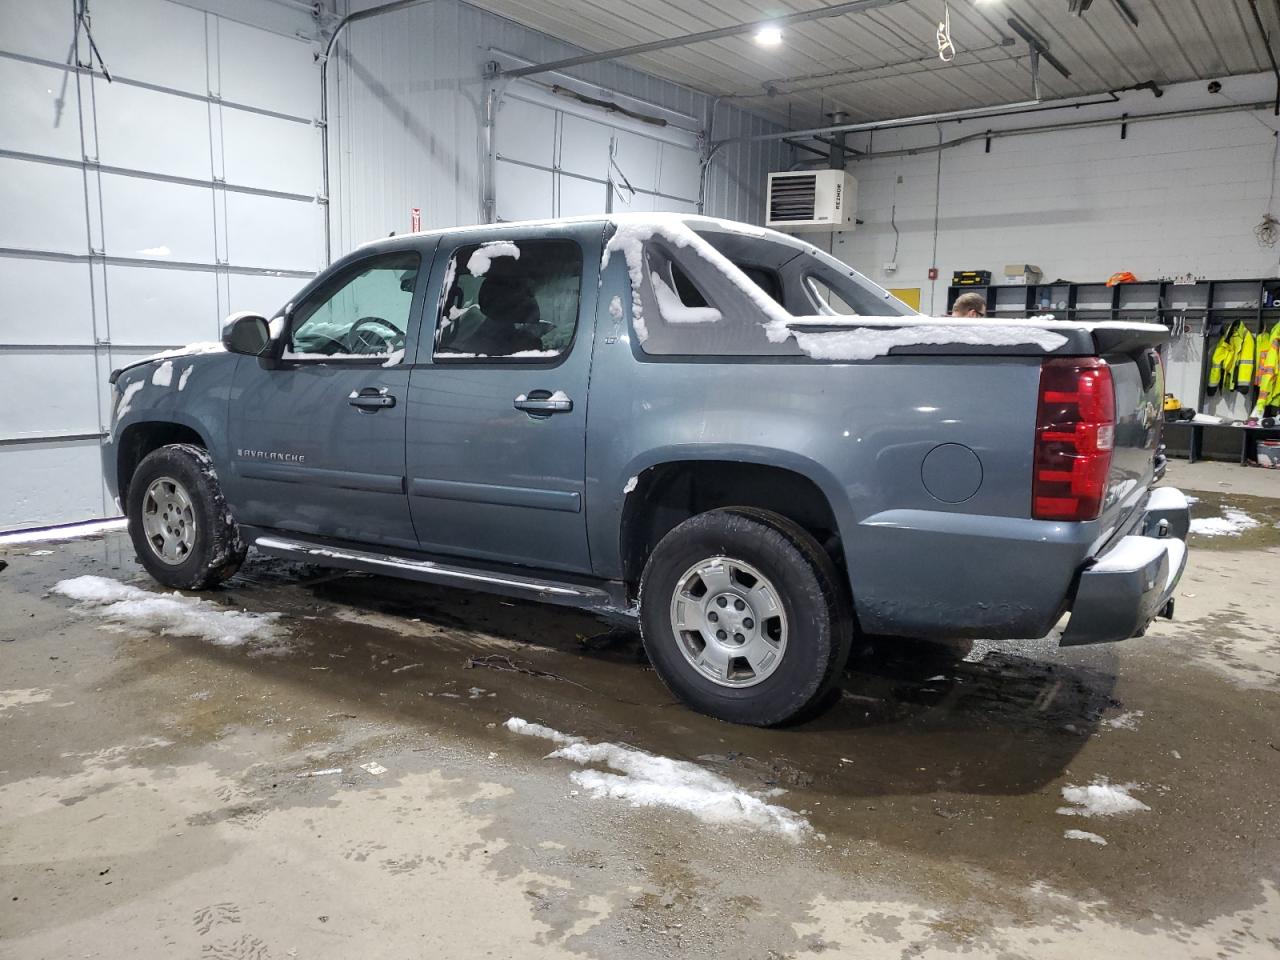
[1189,507,1259,537]
[52,576,285,651]
[1064,829,1108,845]
[505,717,811,840]
[1101,710,1144,730]
[0,688,53,712]
[0,519,126,546]
[1057,780,1150,817]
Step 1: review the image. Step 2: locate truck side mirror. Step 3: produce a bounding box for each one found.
[221,313,271,356]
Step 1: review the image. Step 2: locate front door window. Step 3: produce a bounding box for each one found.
[287,252,421,359]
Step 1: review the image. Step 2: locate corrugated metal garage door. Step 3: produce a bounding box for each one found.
[0,0,321,530]
[493,83,701,223]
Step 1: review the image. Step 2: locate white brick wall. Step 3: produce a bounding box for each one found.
[832,71,1280,317]
[813,71,1279,419]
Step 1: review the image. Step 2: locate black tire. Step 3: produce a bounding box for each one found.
[127,443,247,590]
[638,507,853,726]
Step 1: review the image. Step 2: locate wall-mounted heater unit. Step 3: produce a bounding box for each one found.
[765,170,857,233]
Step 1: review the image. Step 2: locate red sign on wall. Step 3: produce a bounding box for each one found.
[410,207,421,232]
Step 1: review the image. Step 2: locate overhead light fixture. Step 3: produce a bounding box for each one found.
[754,25,783,47]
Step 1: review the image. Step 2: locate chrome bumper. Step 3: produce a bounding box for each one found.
[1060,487,1190,646]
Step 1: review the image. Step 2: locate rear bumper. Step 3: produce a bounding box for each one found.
[1060,487,1190,646]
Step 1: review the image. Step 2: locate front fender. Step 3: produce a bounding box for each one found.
[105,353,239,497]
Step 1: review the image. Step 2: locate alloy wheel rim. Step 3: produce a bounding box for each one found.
[668,556,788,688]
[140,476,197,566]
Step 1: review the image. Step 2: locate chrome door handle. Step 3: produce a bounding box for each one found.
[349,387,396,410]
[514,391,572,414]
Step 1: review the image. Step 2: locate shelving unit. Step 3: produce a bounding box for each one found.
[947,278,1280,465]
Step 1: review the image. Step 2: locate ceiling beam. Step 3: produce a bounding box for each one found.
[498,0,908,80]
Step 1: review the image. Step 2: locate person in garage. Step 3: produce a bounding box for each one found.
[950,292,987,318]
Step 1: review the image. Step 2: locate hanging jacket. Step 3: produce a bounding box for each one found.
[1208,320,1255,394]
[1252,320,1280,416]
[1237,321,1256,390]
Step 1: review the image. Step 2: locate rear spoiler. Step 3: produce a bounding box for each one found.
[1089,324,1170,355]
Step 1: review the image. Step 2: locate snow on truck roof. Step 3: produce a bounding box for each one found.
[355,213,790,251]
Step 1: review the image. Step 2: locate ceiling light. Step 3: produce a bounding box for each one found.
[754,25,783,47]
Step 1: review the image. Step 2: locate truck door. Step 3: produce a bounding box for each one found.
[226,242,435,550]
[405,225,599,573]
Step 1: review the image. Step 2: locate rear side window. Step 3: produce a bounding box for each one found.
[634,243,797,357]
[433,239,582,361]
[801,265,908,316]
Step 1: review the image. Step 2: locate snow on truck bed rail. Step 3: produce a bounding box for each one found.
[597,215,1156,360]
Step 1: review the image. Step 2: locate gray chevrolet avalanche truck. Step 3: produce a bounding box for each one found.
[104,214,1189,726]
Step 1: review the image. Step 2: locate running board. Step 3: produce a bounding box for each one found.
[253,534,635,622]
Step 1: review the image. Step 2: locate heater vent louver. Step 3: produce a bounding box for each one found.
[765,170,857,233]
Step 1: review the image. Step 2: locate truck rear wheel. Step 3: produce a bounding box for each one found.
[127,443,246,590]
[638,508,852,726]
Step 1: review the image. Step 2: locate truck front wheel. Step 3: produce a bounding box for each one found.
[127,443,247,590]
[638,508,852,726]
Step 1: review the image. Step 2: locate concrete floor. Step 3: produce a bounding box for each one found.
[1,460,1278,959]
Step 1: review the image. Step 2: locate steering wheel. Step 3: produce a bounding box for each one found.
[344,316,405,355]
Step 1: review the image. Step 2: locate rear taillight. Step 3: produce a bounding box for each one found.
[1033,357,1115,522]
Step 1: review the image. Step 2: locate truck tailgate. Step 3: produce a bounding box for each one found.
[1100,337,1166,538]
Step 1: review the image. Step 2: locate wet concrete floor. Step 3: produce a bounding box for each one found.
[1,492,1278,958]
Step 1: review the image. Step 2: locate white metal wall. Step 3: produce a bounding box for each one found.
[332,0,789,254]
[492,86,702,222]
[0,0,323,530]
[837,72,1280,311]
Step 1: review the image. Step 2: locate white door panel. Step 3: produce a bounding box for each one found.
[105,265,219,346]
[1,442,108,530]
[218,20,317,119]
[610,186,655,214]
[495,96,556,167]
[229,273,306,318]
[0,59,84,160]
[658,143,702,202]
[495,161,552,222]
[91,0,209,95]
[0,1,326,531]
[0,157,87,254]
[558,175,607,217]
[0,0,77,61]
[221,110,319,195]
[224,193,322,271]
[1,259,94,345]
[94,80,213,180]
[99,174,216,263]
[0,353,101,439]
[610,129,660,193]
[559,113,612,180]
